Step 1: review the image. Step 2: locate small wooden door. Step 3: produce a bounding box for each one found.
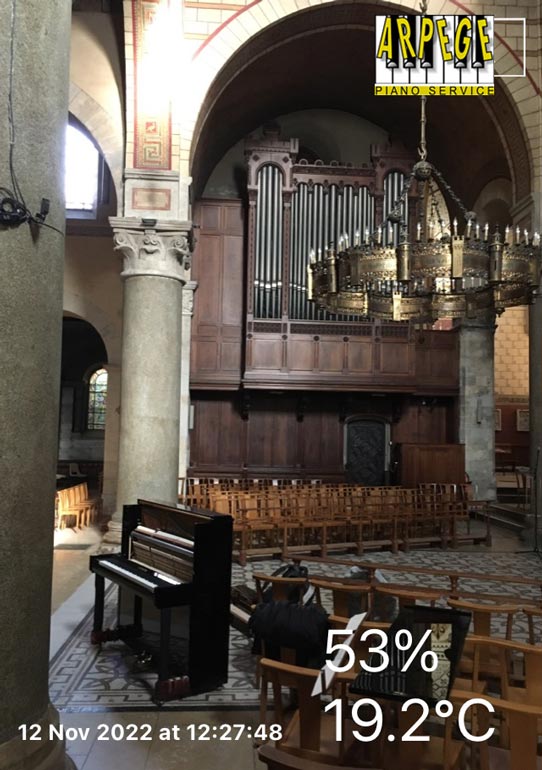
[345,419,389,485]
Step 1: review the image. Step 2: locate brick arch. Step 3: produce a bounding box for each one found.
[187,2,534,206]
[68,83,123,207]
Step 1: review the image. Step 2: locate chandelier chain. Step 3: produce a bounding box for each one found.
[418,96,428,161]
[431,166,470,220]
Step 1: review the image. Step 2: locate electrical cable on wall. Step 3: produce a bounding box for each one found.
[1,0,63,235]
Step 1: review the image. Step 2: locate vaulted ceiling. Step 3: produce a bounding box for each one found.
[191,2,529,206]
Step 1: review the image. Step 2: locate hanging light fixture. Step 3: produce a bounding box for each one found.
[309,94,541,323]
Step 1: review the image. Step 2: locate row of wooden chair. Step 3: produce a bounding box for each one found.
[254,571,542,770]
[55,482,100,529]
[183,484,488,564]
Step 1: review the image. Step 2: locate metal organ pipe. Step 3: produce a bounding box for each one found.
[254,164,284,318]
[273,166,280,318]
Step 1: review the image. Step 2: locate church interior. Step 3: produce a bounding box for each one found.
[1,0,542,769]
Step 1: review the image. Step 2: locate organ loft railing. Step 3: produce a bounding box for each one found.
[245,126,419,325]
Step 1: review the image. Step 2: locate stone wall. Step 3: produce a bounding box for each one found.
[495,307,530,399]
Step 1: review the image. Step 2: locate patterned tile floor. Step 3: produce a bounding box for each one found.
[50,547,542,713]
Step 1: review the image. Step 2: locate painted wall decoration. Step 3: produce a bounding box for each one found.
[132,0,172,170]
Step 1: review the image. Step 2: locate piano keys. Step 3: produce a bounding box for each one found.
[89,499,233,703]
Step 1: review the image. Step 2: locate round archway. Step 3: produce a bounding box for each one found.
[190,2,531,208]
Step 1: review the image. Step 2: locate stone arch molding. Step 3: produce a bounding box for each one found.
[184,0,538,194]
[63,290,121,365]
[68,82,123,206]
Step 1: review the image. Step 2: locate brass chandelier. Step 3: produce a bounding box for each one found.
[308,97,541,323]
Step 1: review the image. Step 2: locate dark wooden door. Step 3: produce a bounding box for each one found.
[345,419,388,485]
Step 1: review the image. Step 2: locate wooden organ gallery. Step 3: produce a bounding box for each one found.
[189,128,460,485]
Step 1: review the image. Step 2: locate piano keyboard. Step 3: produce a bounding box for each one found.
[99,558,159,590]
[99,558,181,588]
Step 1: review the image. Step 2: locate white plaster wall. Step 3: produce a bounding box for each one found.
[63,236,123,515]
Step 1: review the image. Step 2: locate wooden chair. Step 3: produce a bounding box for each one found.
[373,583,443,611]
[452,690,542,770]
[259,658,356,765]
[524,606,542,645]
[257,744,375,770]
[311,577,371,621]
[467,635,542,750]
[447,598,523,678]
[253,573,308,605]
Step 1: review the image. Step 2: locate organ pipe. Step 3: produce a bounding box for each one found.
[254,164,284,318]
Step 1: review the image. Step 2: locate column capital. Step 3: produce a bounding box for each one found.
[456,314,497,332]
[110,217,193,283]
[182,280,198,316]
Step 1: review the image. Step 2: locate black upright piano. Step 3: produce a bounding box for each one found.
[89,499,233,702]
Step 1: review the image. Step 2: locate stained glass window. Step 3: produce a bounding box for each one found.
[88,368,107,430]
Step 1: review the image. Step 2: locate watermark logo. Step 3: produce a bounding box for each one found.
[375,15,495,96]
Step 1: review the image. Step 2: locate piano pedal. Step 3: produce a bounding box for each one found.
[154,676,191,703]
[91,624,143,646]
[91,628,121,645]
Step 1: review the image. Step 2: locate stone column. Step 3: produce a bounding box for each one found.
[101,362,121,518]
[0,1,73,769]
[178,281,197,495]
[527,193,542,545]
[106,219,191,540]
[458,318,497,500]
[529,296,542,545]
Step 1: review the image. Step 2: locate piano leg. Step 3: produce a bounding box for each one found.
[90,575,105,645]
[153,609,191,703]
[133,595,143,633]
[158,608,171,683]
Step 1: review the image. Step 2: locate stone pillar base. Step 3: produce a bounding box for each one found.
[0,705,75,770]
[101,518,122,547]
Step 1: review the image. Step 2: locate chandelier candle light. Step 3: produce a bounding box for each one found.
[308,97,541,323]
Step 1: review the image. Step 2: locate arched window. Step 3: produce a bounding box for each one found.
[87,368,108,430]
[65,124,99,214]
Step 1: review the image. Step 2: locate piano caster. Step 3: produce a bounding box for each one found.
[154,676,191,704]
[133,651,154,671]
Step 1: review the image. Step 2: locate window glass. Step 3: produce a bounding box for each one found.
[88,368,107,430]
[65,124,99,211]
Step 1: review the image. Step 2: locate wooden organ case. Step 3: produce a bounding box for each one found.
[188,128,461,479]
[241,126,449,390]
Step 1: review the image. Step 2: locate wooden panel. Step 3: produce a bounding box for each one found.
[318,341,344,372]
[222,235,243,326]
[287,340,314,371]
[223,204,244,234]
[399,444,465,486]
[191,200,244,387]
[194,235,221,325]
[195,341,219,371]
[220,342,242,371]
[189,393,459,479]
[251,339,283,370]
[302,411,343,471]
[392,401,451,445]
[347,341,373,373]
[199,203,220,231]
[379,341,411,374]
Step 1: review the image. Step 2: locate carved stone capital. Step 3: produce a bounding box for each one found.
[110,217,193,283]
[182,280,198,316]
